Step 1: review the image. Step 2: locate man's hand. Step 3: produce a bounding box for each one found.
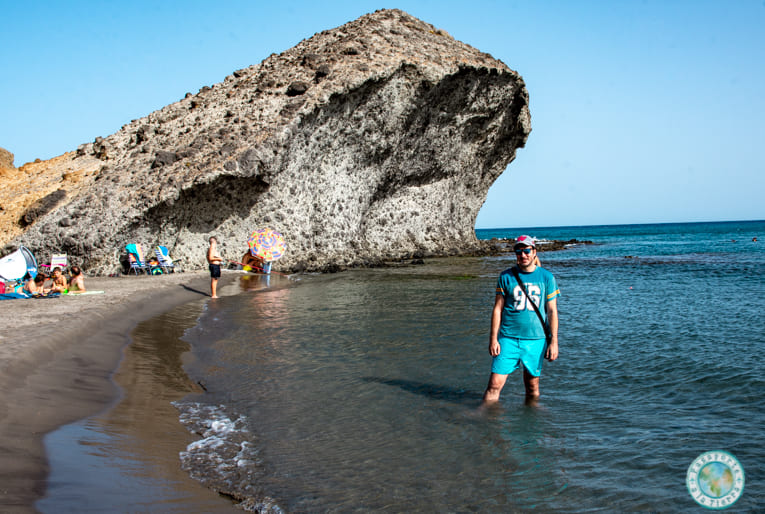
[545,338,559,361]
[489,339,501,357]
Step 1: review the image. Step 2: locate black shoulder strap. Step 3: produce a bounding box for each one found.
[511,266,550,340]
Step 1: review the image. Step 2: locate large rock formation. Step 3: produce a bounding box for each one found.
[6,9,530,274]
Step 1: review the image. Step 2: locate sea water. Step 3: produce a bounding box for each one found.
[38,221,765,512]
[170,220,764,512]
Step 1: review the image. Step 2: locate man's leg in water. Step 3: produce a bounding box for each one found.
[523,367,540,399]
[483,373,509,403]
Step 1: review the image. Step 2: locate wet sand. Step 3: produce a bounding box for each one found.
[0,271,239,512]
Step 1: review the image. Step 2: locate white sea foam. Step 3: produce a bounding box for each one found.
[173,401,283,513]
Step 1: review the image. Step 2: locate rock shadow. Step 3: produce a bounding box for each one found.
[137,174,270,235]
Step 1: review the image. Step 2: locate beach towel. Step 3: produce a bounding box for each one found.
[0,292,29,300]
[0,292,61,300]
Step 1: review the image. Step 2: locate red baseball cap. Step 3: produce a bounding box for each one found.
[514,235,536,248]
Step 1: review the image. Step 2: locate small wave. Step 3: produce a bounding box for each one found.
[173,401,283,513]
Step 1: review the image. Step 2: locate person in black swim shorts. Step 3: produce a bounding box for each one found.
[207,236,223,298]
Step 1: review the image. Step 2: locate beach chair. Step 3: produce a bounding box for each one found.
[50,253,68,270]
[127,253,144,274]
[125,244,149,274]
[154,245,175,273]
[40,253,68,272]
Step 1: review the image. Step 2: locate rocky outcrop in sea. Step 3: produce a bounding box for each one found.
[6,9,531,274]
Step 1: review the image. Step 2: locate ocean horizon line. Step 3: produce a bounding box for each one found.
[474,218,764,232]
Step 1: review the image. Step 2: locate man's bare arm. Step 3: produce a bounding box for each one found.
[545,297,558,361]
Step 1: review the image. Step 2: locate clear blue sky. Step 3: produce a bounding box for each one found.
[2,1,763,228]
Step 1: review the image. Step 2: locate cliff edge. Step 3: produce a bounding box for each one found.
[4,9,530,274]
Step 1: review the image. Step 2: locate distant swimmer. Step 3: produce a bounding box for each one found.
[754,237,758,242]
[482,235,560,406]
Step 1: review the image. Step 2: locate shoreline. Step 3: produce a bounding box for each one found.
[0,271,237,511]
[0,242,583,511]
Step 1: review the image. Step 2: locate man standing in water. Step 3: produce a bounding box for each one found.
[483,235,560,404]
[207,236,223,298]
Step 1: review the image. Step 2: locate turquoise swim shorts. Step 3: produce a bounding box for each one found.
[491,337,547,377]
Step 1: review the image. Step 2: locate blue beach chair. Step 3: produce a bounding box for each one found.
[154,245,175,273]
[125,244,150,274]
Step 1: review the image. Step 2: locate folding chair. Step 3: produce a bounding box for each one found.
[154,245,175,273]
[125,244,149,275]
[46,253,68,272]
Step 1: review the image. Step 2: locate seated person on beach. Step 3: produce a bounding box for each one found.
[48,267,68,293]
[68,265,87,293]
[34,274,47,293]
[241,251,264,270]
[22,273,44,296]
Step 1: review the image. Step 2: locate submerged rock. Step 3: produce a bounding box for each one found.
[9,9,531,274]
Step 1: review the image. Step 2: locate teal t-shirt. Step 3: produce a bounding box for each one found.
[495,266,560,340]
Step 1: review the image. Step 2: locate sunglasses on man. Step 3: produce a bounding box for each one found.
[514,248,534,255]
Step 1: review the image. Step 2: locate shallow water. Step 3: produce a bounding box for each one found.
[173,221,764,512]
[41,221,764,512]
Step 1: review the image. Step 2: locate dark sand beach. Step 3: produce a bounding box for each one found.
[0,271,241,512]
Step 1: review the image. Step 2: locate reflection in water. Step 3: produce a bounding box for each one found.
[238,272,270,292]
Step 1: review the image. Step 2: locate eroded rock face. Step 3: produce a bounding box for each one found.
[10,9,530,274]
[0,147,14,169]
